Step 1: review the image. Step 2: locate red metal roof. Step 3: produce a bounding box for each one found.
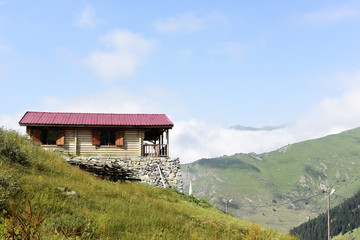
[19,111,174,127]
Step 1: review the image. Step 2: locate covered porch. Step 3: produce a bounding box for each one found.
[143,128,170,157]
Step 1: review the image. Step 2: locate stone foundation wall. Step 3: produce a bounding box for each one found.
[66,156,183,192]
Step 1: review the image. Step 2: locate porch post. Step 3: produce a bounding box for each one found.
[161,131,164,156]
[166,129,169,157]
[74,128,78,155]
[160,132,162,156]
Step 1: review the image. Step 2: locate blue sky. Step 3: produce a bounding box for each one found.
[2,0,360,163]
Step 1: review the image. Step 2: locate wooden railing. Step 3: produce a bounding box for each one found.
[143,144,168,157]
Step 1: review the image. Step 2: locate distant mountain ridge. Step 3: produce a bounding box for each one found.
[230,124,287,131]
[181,127,360,233]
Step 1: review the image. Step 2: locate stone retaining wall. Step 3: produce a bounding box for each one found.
[66,156,183,192]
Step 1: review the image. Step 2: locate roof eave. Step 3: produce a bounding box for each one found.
[19,123,173,129]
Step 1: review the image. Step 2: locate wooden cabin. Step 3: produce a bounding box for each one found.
[19,111,173,157]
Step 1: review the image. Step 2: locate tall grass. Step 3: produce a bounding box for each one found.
[0,128,297,239]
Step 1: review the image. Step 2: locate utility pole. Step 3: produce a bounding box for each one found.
[189,174,193,196]
[188,165,193,196]
[328,188,335,240]
[328,190,330,240]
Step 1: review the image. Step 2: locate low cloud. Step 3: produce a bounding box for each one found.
[84,30,156,81]
[172,83,360,163]
[6,85,360,164]
[171,120,295,164]
[74,5,100,28]
[297,3,359,25]
[154,11,225,33]
[5,72,360,164]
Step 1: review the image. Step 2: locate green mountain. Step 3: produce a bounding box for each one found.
[290,189,360,239]
[181,127,360,233]
[0,128,296,239]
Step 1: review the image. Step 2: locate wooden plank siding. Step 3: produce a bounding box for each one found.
[65,129,76,154]
[27,127,144,157]
[140,130,145,156]
[77,129,142,156]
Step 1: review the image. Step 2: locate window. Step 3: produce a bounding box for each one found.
[100,130,116,145]
[41,130,57,145]
[92,130,124,146]
[32,129,64,146]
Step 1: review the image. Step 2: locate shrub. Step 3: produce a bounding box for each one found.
[0,173,21,212]
[2,198,48,239]
[0,129,29,165]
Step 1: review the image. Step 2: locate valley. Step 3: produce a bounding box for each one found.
[181,127,360,233]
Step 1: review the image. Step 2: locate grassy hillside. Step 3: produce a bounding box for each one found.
[0,128,296,239]
[333,227,360,240]
[182,127,360,233]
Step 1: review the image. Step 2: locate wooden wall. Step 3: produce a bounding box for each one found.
[27,127,144,157]
[77,129,142,156]
[65,129,76,154]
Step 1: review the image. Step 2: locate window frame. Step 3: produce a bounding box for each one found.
[41,129,57,145]
[100,130,116,146]
[92,129,124,147]
[31,128,65,146]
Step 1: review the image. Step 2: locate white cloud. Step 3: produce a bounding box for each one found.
[172,72,360,163]
[154,12,225,33]
[74,5,99,28]
[171,120,296,163]
[297,3,359,24]
[84,30,156,81]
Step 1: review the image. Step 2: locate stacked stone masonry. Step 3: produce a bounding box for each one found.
[66,156,183,192]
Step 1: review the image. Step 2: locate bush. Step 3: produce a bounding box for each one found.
[1,198,91,239]
[0,129,29,165]
[0,173,21,212]
[2,198,48,239]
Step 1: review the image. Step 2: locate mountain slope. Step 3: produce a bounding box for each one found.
[182,127,360,233]
[333,227,360,240]
[0,128,296,239]
[290,190,360,239]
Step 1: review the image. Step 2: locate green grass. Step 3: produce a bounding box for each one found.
[333,227,360,240]
[0,128,296,239]
[182,127,360,233]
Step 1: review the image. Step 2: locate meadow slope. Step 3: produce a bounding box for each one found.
[0,128,296,239]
